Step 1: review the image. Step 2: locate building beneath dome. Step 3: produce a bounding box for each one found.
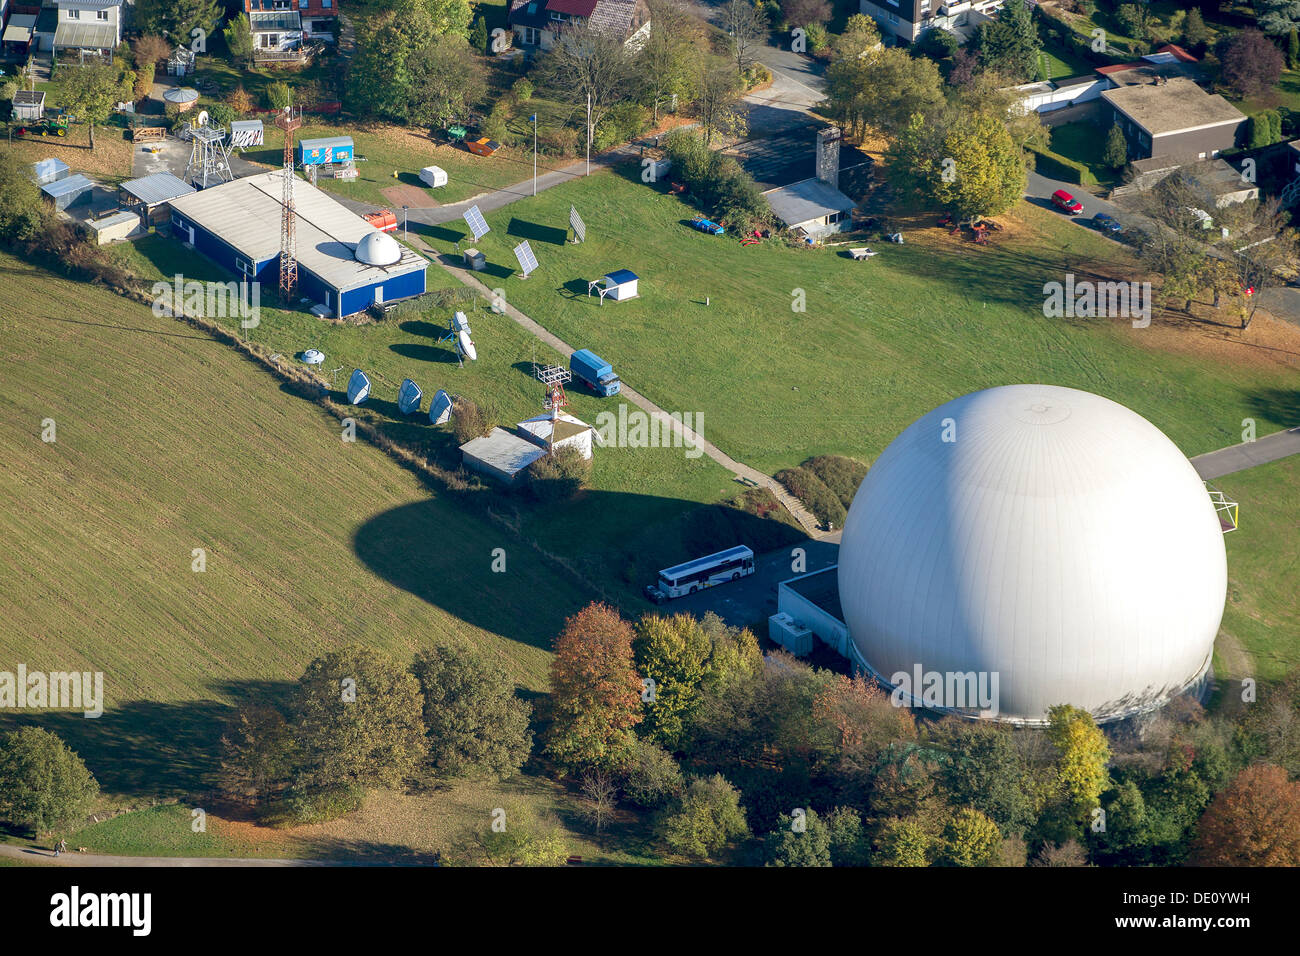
[166,171,427,318]
[774,385,1231,726]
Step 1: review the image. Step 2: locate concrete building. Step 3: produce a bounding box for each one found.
[517,411,596,459]
[1101,77,1245,161]
[763,177,856,240]
[460,427,548,485]
[166,171,427,318]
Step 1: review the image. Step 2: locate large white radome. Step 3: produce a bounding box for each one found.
[838,385,1226,725]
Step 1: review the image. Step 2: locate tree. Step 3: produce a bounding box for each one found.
[266,80,293,111]
[938,808,1003,866]
[1220,29,1285,98]
[622,738,685,807]
[1103,123,1128,169]
[1291,28,1300,69]
[825,806,871,866]
[661,773,750,859]
[1046,704,1112,822]
[913,28,960,64]
[227,85,254,116]
[412,644,533,780]
[479,801,570,865]
[469,15,488,52]
[1182,8,1209,53]
[0,728,99,835]
[812,673,916,798]
[132,34,171,71]
[546,602,644,772]
[1258,0,1300,36]
[974,0,1041,82]
[638,0,701,123]
[765,807,833,866]
[535,24,637,155]
[1031,838,1090,866]
[219,704,296,807]
[62,62,133,150]
[1116,3,1154,41]
[826,46,944,139]
[633,613,714,749]
[829,14,881,62]
[693,56,747,145]
[289,646,427,802]
[1192,763,1300,865]
[224,14,254,66]
[0,149,50,242]
[782,0,830,28]
[406,34,487,129]
[134,0,220,43]
[720,0,768,76]
[874,817,933,866]
[930,721,1040,836]
[579,769,619,834]
[347,0,438,120]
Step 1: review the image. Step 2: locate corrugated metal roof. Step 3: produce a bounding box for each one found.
[53,21,117,49]
[167,171,426,292]
[762,177,855,227]
[42,174,94,199]
[120,172,195,207]
[31,158,68,184]
[460,427,548,476]
[300,135,353,150]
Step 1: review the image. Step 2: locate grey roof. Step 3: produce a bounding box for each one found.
[31,157,69,185]
[120,172,195,207]
[1102,78,1244,136]
[460,427,548,477]
[3,15,37,42]
[250,11,303,30]
[42,174,94,199]
[168,171,426,292]
[59,0,125,8]
[53,21,117,49]
[12,90,44,107]
[762,177,856,227]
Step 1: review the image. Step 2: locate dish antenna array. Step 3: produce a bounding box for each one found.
[463,204,490,242]
[569,205,586,243]
[513,240,538,279]
[439,311,477,367]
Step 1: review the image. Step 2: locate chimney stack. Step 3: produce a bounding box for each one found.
[816,127,841,191]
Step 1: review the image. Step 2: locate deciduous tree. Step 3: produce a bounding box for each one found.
[1219,29,1285,98]
[661,773,750,858]
[1046,704,1112,822]
[0,728,98,836]
[1192,763,1300,865]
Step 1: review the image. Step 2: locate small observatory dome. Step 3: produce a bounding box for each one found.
[837,384,1226,725]
[355,231,401,266]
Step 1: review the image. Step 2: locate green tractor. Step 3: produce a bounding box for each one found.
[16,113,69,138]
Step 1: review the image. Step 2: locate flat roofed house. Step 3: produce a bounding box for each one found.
[1101,77,1246,161]
[508,0,650,52]
[763,177,857,240]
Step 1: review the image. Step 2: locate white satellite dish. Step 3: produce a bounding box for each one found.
[398,378,422,414]
[458,330,477,362]
[196,109,210,128]
[301,349,325,365]
[451,311,471,335]
[347,369,371,404]
[429,389,452,425]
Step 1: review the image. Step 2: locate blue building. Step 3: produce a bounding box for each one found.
[166,171,426,318]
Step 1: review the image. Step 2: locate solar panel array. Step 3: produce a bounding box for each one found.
[463,204,489,241]
[570,205,586,242]
[514,240,538,277]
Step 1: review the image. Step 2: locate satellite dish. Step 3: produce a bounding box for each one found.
[429,389,452,425]
[398,378,422,415]
[301,349,325,365]
[458,330,477,362]
[196,109,210,128]
[451,311,471,335]
[346,369,371,405]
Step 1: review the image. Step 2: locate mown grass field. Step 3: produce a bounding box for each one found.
[414,167,1300,476]
[0,250,603,801]
[1216,456,1300,682]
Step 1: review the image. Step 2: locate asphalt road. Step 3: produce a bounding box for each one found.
[1190,427,1300,480]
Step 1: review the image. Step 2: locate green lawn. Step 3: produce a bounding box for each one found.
[1216,455,1300,681]
[409,166,1300,476]
[1039,45,1094,81]
[0,250,599,799]
[1047,121,1123,188]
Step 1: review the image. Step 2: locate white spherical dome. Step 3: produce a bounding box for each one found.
[355,231,401,266]
[838,384,1226,725]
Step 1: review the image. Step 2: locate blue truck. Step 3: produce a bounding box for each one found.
[570,349,620,397]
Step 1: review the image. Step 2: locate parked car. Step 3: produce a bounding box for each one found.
[1093,213,1122,234]
[1051,189,1084,215]
[689,217,725,235]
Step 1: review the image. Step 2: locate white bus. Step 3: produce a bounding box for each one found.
[644,546,755,604]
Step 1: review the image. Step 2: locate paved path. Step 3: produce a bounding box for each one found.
[0,844,333,867]
[1190,427,1300,480]
[410,237,826,537]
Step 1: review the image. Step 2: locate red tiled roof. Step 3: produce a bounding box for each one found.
[1096,61,1147,75]
[1156,43,1198,63]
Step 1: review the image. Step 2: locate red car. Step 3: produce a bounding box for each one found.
[1052,189,1084,215]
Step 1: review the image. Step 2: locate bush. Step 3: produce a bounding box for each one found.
[282,781,365,824]
[662,129,773,233]
[132,62,155,103]
[1248,111,1283,149]
[539,126,579,156]
[661,774,750,859]
[623,738,685,808]
[681,488,804,557]
[775,466,846,528]
[265,80,292,110]
[595,101,649,152]
[206,101,236,129]
[0,728,99,836]
[801,455,868,508]
[1027,146,1096,187]
[226,85,254,116]
[805,23,829,54]
[511,77,534,102]
[451,396,490,444]
[481,101,514,145]
[527,445,591,502]
[469,15,489,53]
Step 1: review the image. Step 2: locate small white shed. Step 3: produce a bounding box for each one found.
[589,269,639,303]
[516,411,596,460]
[420,165,448,188]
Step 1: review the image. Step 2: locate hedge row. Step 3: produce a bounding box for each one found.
[1028,147,1097,187]
[801,455,869,509]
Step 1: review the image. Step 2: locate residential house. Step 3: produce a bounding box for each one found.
[1101,77,1246,162]
[506,0,651,52]
[859,0,1005,45]
[242,0,338,53]
[40,0,122,59]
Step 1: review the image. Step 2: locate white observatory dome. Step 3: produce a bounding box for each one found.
[355,231,401,266]
[837,384,1226,725]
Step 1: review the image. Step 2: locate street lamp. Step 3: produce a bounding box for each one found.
[530,113,538,197]
[402,205,408,241]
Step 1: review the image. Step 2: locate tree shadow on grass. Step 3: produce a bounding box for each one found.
[1248,388,1300,429]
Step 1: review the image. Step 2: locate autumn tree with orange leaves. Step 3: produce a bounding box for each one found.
[1191,763,1300,866]
[545,603,644,773]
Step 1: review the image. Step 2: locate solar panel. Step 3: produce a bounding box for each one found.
[463,204,489,241]
[570,205,586,242]
[513,240,538,277]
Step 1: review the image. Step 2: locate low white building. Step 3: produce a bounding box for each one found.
[763,178,856,241]
[517,411,596,459]
[49,0,123,59]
